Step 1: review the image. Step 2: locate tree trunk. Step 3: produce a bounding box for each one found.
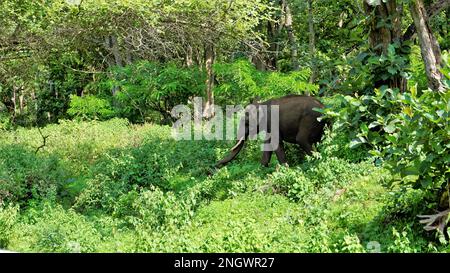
[125,51,133,65]
[308,0,316,82]
[364,0,407,91]
[283,0,299,71]
[266,20,279,70]
[409,0,445,91]
[403,0,450,41]
[186,45,193,67]
[11,87,17,123]
[195,46,203,71]
[107,35,123,67]
[365,1,401,54]
[251,23,268,71]
[203,43,215,119]
[19,90,24,115]
[252,54,267,71]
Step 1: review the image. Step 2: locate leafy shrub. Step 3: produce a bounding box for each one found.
[334,42,411,95]
[0,111,446,253]
[409,45,428,90]
[0,102,10,130]
[322,85,449,236]
[67,94,115,121]
[213,60,262,104]
[334,233,366,253]
[385,226,431,253]
[441,51,450,88]
[108,61,205,124]
[126,187,197,230]
[318,129,369,163]
[158,193,308,253]
[15,204,102,253]
[0,145,67,206]
[269,167,312,198]
[382,185,432,221]
[214,59,318,105]
[0,204,19,248]
[268,156,383,203]
[74,141,186,212]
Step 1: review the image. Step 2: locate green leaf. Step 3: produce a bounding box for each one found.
[384,122,396,134]
[368,121,381,129]
[387,67,397,75]
[360,123,369,135]
[349,137,367,148]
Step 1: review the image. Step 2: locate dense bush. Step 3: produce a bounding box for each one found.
[105,62,205,124]
[2,59,321,127]
[0,109,446,253]
[0,204,19,248]
[0,145,67,206]
[323,87,449,190]
[67,95,115,121]
[322,84,449,238]
[213,59,318,105]
[14,204,102,253]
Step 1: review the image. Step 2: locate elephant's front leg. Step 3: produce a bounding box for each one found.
[274,141,288,165]
[260,138,273,167]
[261,150,273,167]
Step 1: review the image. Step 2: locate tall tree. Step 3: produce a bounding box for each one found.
[203,43,215,118]
[364,0,406,90]
[402,0,450,42]
[409,0,445,91]
[307,0,316,82]
[283,0,299,71]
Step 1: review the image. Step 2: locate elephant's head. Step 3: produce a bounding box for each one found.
[216,98,267,168]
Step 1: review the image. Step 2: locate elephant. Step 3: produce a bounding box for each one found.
[216,95,328,168]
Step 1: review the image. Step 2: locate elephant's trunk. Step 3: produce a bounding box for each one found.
[215,137,245,168]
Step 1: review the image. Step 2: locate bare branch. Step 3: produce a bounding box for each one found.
[417,209,450,233]
[35,127,50,155]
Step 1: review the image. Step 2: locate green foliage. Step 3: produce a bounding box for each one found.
[214,59,318,105]
[123,186,197,230]
[14,204,102,253]
[67,95,115,121]
[441,51,450,88]
[0,111,10,131]
[108,61,205,123]
[369,42,411,86]
[322,85,450,227]
[0,204,19,248]
[335,42,411,95]
[409,45,428,90]
[376,89,449,191]
[1,0,450,254]
[0,116,445,253]
[326,87,449,187]
[0,145,67,206]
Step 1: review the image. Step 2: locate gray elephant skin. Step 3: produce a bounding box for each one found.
[216,95,328,168]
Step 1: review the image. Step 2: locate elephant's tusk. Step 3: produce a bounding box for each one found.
[230,137,244,151]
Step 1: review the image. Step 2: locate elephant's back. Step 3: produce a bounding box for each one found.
[266,95,325,142]
[267,95,324,116]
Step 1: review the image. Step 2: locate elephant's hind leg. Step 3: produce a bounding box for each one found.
[296,118,314,156]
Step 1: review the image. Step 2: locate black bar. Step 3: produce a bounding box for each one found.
[0,253,447,272]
